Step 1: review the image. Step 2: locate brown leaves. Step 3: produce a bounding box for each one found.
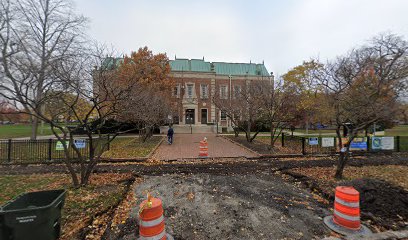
[0,173,134,240]
[186,192,195,201]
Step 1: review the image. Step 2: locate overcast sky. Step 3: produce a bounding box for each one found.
[75,0,408,76]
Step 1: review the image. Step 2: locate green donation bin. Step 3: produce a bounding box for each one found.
[0,189,66,240]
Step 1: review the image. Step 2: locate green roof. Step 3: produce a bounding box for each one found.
[101,57,123,70]
[170,58,270,76]
[102,57,270,76]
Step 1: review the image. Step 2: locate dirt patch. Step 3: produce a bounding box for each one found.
[3,154,408,178]
[285,167,408,231]
[116,173,330,240]
[342,178,408,231]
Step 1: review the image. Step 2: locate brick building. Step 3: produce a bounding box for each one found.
[169,58,272,130]
[100,57,272,132]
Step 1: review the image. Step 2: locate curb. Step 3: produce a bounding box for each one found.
[146,137,165,159]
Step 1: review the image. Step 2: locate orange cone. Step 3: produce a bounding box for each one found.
[199,137,208,158]
[139,194,173,240]
[324,186,372,236]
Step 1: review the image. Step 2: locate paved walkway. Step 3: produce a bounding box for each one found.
[152,133,258,160]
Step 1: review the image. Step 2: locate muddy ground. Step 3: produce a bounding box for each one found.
[2,154,408,239]
[1,154,407,176]
[117,173,330,240]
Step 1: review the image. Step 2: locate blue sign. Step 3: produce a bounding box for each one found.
[74,139,86,149]
[309,137,319,146]
[350,141,367,149]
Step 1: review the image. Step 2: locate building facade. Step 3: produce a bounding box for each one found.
[169,58,272,129]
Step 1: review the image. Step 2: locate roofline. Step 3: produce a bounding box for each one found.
[171,70,271,77]
[171,58,266,66]
[210,61,266,65]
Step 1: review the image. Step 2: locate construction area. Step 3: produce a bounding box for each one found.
[1,133,408,240]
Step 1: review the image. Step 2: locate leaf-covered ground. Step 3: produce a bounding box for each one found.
[101,136,162,159]
[0,173,134,240]
[288,165,408,231]
[291,165,408,190]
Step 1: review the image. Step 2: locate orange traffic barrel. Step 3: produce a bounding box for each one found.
[333,186,360,229]
[324,186,372,236]
[139,197,173,240]
[199,138,208,158]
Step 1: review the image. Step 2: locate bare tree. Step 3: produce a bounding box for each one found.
[213,80,265,142]
[0,0,87,139]
[317,33,408,179]
[258,79,298,147]
[8,43,130,187]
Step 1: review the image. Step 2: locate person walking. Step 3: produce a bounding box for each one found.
[167,125,174,144]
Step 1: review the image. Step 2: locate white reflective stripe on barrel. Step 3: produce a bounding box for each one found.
[334,209,360,221]
[139,230,166,240]
[140,215,164,227]
[335,197,359,208]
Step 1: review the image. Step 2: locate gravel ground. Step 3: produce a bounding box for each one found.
[118,173,330,240]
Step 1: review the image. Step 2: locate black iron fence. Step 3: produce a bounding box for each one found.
[280,135,408,155]
[0,137,110,164]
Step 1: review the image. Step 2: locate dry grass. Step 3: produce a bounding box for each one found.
[101,136,162,158]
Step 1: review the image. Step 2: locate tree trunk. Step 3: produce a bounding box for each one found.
[270,123,274,147]
[305,117,309,135]
[142,126,151,142]
[246,121,252,142]
[233,127,239,137]
[31,117,39,140]
[335,133,355,179]
[335,152,347,179]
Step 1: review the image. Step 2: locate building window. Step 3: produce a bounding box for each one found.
[200,84,208,99]
[187,84,194,98]
[220,85,228,99]
[173,84,180,98]
[221,110,227,120]
[233,85,241,99]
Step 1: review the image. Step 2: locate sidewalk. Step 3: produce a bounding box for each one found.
[152,133,258,160]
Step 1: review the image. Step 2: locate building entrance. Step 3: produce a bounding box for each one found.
[185,109,195,124]
[201,109,207,124]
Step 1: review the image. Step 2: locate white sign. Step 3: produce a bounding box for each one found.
[55,141,66,151]
[74,139,86,149]
[381,137,394,150]
[322,138,334,147]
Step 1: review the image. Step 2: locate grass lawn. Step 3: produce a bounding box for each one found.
[385,125,408,136]
[101,136,162,159]
[0,124,59,139]
[292,129,337,135]
[0,173,133,240]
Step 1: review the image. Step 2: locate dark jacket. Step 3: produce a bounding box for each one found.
[167,128,174,136]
